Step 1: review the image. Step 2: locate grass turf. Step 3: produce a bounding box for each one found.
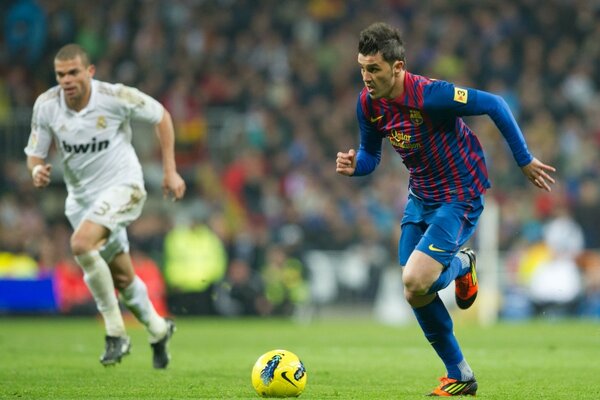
[0,316,599,399]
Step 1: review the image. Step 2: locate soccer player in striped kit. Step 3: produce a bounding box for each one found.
[336,22,556,396]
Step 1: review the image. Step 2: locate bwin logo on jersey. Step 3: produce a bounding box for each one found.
[62,138,109,154]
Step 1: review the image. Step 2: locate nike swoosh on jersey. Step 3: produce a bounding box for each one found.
[428,244,445,252]
[370,115,383,123]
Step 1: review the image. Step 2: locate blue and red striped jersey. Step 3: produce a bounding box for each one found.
[354,71,533,202]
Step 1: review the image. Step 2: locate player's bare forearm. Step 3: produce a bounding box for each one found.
[155,108,186,200]
[521,158,556,192]
[27,156,43,172]
[155,108,178,174]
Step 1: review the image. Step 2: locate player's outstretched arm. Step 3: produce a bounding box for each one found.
[521,157,556,192]
[155,108,186,201]
[27,156,52,188]
[336,149,357,176]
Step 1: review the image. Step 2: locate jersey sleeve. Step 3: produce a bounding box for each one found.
[114,84,164,125]
[423,80,533,167]
[354,96,384,176]
[24,97,54,158]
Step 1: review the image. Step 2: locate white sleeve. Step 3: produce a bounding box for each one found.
[115,84,164,125]
[24,98,53,158]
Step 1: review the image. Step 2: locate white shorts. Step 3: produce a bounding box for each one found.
[65,184,147,262]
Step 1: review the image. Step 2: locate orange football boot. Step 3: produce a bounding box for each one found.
[455,248,478,310]
[428,376,478,396]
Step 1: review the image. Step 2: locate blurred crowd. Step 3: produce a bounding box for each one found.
[1,0,600,318]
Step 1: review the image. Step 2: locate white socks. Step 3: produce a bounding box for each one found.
[457,359,475,381]
[75,250,126,337]
[75,251,167,342]
[457,252,471,276]
[120,276,168,343]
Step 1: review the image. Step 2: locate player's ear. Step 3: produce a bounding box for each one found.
[88,64,96,78]
[393,60,404,76]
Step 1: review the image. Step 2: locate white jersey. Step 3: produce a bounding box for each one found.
[25,79,164,202]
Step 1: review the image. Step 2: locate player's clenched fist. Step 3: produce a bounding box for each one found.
[31,164,52,188]
[336,149,357,176]
[163,172,187,202]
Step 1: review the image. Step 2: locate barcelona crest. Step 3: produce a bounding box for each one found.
[409,110,423,126]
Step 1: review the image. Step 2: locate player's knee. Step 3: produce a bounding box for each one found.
[402,269,430,295]
[403,285,438,308]
[70,234,95,256]
[403,287,425,307]
[112,272,133,291]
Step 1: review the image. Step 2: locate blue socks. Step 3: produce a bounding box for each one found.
[427,252,470,294]
[412,294,473,380]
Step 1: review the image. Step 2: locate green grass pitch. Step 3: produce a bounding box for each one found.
[1,316,598,399]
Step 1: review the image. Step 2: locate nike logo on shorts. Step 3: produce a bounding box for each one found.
[428,244,445,252]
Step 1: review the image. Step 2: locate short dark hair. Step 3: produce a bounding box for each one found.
[358,22,405,64]
[55,44,91,66]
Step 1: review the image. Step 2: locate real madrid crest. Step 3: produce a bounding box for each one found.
[409,110,423,126]
[96,116,107,129]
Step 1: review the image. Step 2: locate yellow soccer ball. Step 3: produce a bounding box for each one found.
[251,349,307,398]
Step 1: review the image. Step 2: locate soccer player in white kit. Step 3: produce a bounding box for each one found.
[25,44,187,368]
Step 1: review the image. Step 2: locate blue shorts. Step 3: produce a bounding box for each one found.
[398,194,484,267]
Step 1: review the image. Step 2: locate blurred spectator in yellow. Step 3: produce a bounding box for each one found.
[163,209,227,314]
[260,244,308,316]
[0,251,38,278]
